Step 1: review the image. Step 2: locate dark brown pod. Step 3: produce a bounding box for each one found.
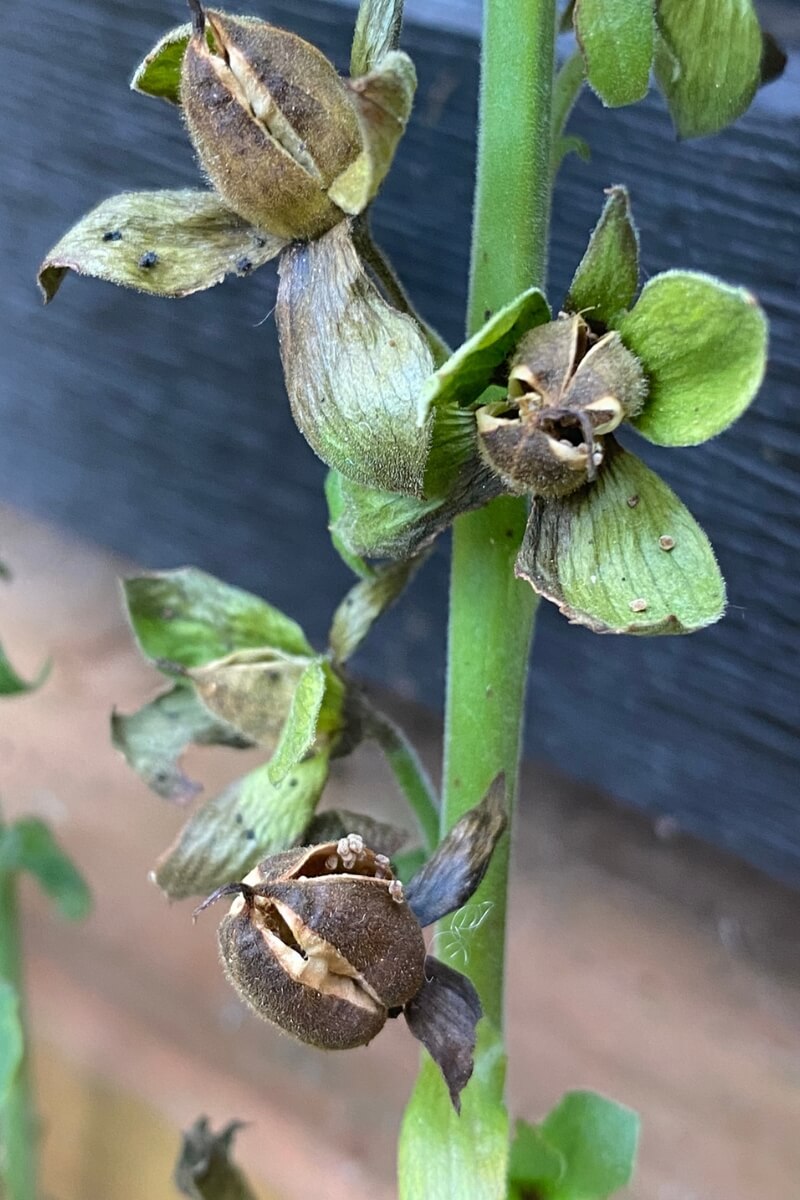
[477,313,646,498]
[181,5,361,240]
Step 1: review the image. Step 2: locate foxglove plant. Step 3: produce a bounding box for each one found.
[37,0,775,1196]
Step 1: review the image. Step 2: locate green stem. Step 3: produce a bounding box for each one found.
[399,0,555,1195]
[0,869,37,1200]
[370,711,439,853]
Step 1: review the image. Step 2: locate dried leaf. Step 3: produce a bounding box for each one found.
[351,0,405,76]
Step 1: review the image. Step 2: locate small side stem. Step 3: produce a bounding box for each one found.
[351,217,450,364]
[369,711,439,853]
[0,869,37,1200]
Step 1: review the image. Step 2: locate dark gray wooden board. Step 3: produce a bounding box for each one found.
[3,1,799,881]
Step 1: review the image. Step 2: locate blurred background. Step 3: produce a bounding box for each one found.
[2,0,799,1197]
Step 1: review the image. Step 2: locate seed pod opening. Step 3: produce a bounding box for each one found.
[181,4,361,240]
[477,314,646,498]
[207,836,426,1049]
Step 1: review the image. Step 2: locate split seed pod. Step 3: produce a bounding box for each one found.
[477,314,646,497]
[181,1,362,240]
[196,777,508,1110]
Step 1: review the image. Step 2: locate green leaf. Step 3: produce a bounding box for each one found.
[38,191,286,303]
[130,23,191,104]
[553,134,591,170]
[0,982,23,1104]
[539,1090,640,1199]
[277,222,434,496]
[330,52,416,216]
[267,659,327,784]
[619,271,767,445]
[419,289,551,422]
[325,472,378,578]
[111,684,249,803]
[124,568,312,668]
[351,0,405,76]
[0,643,49,697]
[575,0,654,108]
[515,440,726,635]
[0,819,91,920]
[508,1119,566,1194]
[328,554,425,663]
[399,1023,509,1200]
[654,0,762,139]
[154,753,329,899]
[175,1117,257,1200]
[566,186,639,327]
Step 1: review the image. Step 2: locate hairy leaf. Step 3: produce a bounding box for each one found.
[575,0,654,108]
[619,271,767,444]
[154,754,329,899]
[267,658,327,784]
[329,554,425,662]
[566,186,639,327]
[38,191,285,302]
[654,0,762,138]
[351,0,405,76]
[124,569,312,667]
[516,440,726,635]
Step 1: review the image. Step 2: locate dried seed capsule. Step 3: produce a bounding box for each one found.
[196,777,509,1110]
[477,313,646,498]
[181,2,361,240]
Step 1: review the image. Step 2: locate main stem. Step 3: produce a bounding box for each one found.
[441,0,555,1025]
[0,869,37,1200]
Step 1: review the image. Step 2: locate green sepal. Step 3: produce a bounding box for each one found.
[419,288,551,423]
[153,753,329,900]
[0,983,23,1104]
[111,684,249,803]
[619,271,767,445]
[398,1022,509,1200]
[130,23,191,105]
[267,658,330,784]
[123,568,312,668]
[0,643,50,697]
[534,1090,640,1199]
[277,222,434,496]
[516,440,726,635]
[575,0,654,108]
[0,819,91,920]
[566,186,639,328]
[175,1117,257,1200]
[330,52,416,216]
[508,1119,566,1198]
[654,0,762,139]
[38,191,286,303]
[350,0,405,76]
[329,554,426,663]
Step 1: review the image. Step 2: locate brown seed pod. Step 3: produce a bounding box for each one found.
[196,777,509,1110]
[181,2,361,240]
[477,313,646,498]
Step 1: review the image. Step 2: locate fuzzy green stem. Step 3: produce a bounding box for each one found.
[370,711,439,852]
[399,0,555,1195]
[0,869,37,1200]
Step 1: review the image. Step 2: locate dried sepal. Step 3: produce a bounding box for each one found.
[111,683,249,803]
[405,774,507,928]
[277,222,434,495]
[154,752,329,900]
[403,956,481,1113]
[181,6,361,239]
[38,190,285,303]
[305,810,407,857]
[174,1116,257,1200]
